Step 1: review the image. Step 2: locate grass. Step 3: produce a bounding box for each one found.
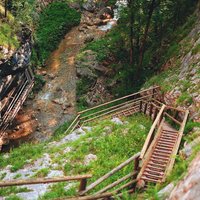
[40,113,152,199]
[32,168,50,178]
[0,113,152,199]
[0,186,30,197]
[176,92,193,105]
[0,23,19,49]
[192,44,200,55]
[0,143,45,172]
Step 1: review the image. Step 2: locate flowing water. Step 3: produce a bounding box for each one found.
[98,0,128,31]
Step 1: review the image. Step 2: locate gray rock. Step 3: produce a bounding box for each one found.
[169,153,200,200]
[84,154,97,165]
[63,147,72,154]
[158,183,175,200]
[103,126,112,134]
[111,117,123,125]
[17,184,51,200]
[47,170,64,178]
[82,126,92,132]
[82,0,96,12]
[181,136,200,158]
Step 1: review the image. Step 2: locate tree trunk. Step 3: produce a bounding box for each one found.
[128,0,134,64]
[5,0,8,18]
[137,0,156,75]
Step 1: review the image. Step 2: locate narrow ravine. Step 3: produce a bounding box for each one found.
[7,13,105,143]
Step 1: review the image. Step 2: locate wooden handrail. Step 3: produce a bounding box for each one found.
[64,115,80,134]
[95,171,137,195]
[81,102,140,124]
[0,175,92,187]
[140,104,166,160]
[80,95,153,120]
[166,106,186,113]
[79,152,140,195]
[78,86,159,114]
[164,112,182,125]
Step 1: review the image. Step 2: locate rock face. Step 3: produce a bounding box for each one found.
[168,152,200,200]
[76,50,99,79]
[162,12,200,122]
[82,0,96,12]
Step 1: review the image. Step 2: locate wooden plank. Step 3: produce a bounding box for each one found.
[79,179,87,193]
[95,172,137,195]
[164,112,182,125]
[65,180,137,200]
[166,106,186,113]
[140,105,166,160]
[0,175,92,187]
[79,152,140,195]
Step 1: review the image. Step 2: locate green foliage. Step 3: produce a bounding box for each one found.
[184,120,200,134]
[0,186,29,196]
[32,168,50,178]
[40,182,77,199]
[6,195,22,200]
[0,23,19,52]
[0,143,44,172]
[32,74,46,92]
[35,2,81,64]
[11,0,38,27]
[46,114,151,197]
[192,44,200,55]
[176,92,193,105]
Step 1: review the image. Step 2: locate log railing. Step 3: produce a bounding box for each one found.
[0,175,92,194]
[140,104,166,160]
[63,86,161,136]
[79,86,160,122]
[79,152,140,196]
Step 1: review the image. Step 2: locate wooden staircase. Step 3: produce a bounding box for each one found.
[137,106,189,184]
[0,66,34,144]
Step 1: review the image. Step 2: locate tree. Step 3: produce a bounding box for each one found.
[4,0,7,17]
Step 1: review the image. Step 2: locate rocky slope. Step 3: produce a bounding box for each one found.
[144,3,200,122]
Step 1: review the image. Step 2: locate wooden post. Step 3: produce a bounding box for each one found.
[153,108,158,121]
[152,88,155,99]
[79,179,87,193]
[144,103,148,114]
[139,101,143,112]
[149,103,153,118]
[134,156,139,172]
[5,0,8,18]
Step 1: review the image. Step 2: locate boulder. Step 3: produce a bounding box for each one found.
[82,0,96,12]
[76,50,99,79]
[169,152,200,200]
[111,117,123,125]
[84,154,97,165]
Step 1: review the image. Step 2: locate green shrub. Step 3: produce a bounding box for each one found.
[35,2,81,64]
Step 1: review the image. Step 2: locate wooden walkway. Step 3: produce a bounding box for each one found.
[0,87,189,199]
